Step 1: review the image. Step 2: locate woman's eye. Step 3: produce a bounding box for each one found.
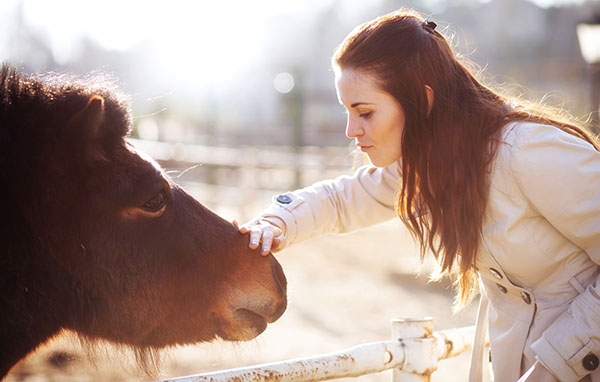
[142,191,166,212]
[359,111,372,118]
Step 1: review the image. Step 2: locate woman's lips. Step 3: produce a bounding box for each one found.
[358,145,372,152]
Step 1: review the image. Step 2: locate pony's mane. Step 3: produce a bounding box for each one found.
[0,64,132,141]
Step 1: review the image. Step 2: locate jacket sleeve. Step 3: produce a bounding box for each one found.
[509,123,600,381]
[254,160,401,249]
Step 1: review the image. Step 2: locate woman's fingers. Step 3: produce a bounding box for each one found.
[237,221,251,233]
[261,229,274,255]
[234,222,283,256]
[262,227,285,255]
[271,233,286,253]
[235,219,285,254]
[249,225,263,249]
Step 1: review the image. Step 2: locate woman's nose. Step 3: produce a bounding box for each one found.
[345,117,363,139]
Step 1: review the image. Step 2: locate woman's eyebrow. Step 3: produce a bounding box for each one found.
[351,102,375,108]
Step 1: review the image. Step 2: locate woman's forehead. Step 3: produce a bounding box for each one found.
[335,69,388,106]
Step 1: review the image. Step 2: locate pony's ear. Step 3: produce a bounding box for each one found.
[67,95,105,141]
[65,95,108,163]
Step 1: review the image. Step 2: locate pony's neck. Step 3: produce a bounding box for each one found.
[0,249,67,379]
[0,187,72,379]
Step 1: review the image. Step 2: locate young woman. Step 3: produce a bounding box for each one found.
[236,9,600,382]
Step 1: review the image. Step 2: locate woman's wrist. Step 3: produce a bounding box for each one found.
[260,216,287,236]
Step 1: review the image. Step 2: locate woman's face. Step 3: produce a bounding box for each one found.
[335,68,405,167]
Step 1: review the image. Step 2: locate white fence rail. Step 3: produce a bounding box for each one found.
[128,138,353,190]
[157,318,483,382]
[128,138,355,217]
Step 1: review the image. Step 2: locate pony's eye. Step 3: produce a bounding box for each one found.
[142,191,166,212]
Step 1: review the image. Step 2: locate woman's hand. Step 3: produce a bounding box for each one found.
[233,218,286,256]
[517,361,558,382]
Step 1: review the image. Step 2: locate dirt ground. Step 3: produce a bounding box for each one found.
[6,205,478,382]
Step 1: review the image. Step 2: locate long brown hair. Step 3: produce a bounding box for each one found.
[333,9,599,307]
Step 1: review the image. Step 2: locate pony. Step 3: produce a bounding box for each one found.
[0,65,287,378]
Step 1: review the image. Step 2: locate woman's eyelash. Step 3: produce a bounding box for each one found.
[359,111,372,118]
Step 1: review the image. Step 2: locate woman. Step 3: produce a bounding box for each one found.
[236,9,600,381]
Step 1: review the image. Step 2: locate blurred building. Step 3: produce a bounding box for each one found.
[1,0,598,147]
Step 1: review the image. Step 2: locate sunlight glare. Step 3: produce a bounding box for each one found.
[14,0,297,86]
[152,2,267,88]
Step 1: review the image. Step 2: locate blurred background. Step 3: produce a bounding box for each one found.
[3,0,600,381]
[2,0,600,220]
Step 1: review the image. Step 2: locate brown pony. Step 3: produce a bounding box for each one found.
[0,65,287,378]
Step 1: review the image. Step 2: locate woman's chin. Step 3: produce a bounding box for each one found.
[368,156,396,168]
[365,149,402,167]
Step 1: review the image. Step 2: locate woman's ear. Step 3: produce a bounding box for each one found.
[425,85,434,116]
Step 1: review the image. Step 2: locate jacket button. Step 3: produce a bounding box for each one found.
[520,291,531,304]
[276,194,292,204]
[490,268,503,280]
[583,353,599,371]
[496,283,507,294]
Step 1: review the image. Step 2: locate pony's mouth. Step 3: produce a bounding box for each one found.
[216,308,268,341]
[235,308,268,333]
[219,295,287,341]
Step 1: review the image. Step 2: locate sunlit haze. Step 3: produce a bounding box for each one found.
[0,0,594,146]
[0,0,338,87]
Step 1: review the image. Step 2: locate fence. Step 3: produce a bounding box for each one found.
[128,138,356,218]
[128,138,354,188]
[135,140,482,381]
[156,318,485,382]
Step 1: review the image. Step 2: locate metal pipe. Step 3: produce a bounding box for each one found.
[159,341,405,382]
[392,318,435,382]
[156,324,478,382]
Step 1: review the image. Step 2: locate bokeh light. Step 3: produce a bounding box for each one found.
[274,72,295,94]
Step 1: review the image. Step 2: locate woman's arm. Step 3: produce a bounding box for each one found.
[241,160,401,253]
[510,123,600,382]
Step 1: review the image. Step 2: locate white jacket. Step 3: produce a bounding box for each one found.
[257,122,600,381]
